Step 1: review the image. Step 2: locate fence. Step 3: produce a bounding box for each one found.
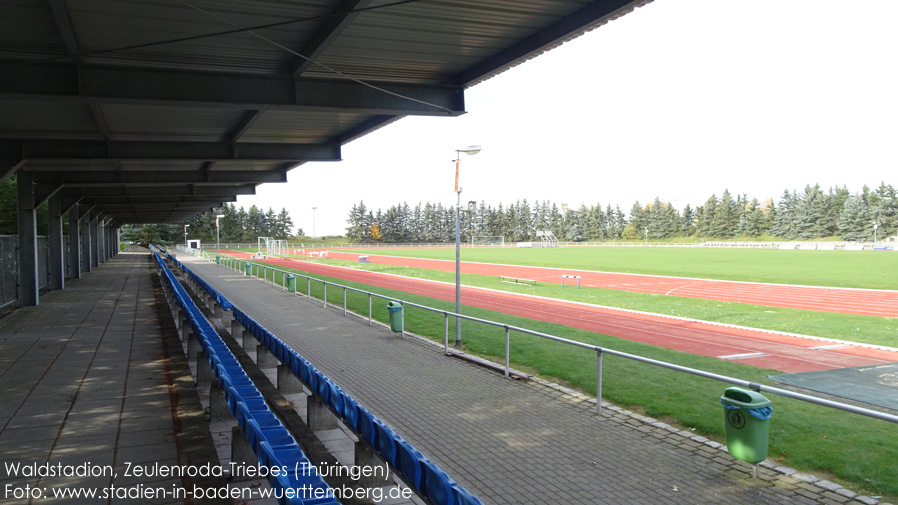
[0,235,75,309]
[188,247,898,425]
[208,240,888,251]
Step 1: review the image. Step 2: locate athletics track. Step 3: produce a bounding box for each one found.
[220,250,898,374]
[323,251,898,318]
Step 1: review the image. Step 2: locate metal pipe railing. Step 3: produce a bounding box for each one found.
[211,253,898,424]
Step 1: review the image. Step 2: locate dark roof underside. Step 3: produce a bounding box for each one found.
[1,0,650,224]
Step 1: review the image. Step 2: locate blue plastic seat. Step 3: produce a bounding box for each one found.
[356,405,376,445]
[373,420,399,465]
[452,485,486,505]
[395,439,427,493]
[326,381,344,415]
[422,460,458,505]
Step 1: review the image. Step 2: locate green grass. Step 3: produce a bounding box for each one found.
[224,256,898,499]
[343,246,898,290]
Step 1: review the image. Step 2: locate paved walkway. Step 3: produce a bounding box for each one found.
[0,252,221,505]
[178,253,890,505]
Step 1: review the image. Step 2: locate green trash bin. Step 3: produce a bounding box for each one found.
[721,387,772,464]
[387,301,403,332]
[286,274,296,293]
[215,254,221,264]
[244,262,252,276]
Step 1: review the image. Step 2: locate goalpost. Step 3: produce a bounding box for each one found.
[257,237,287,256]
[471,236,505,248]
[535,230,558,247]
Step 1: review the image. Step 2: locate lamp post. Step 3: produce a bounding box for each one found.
[645,227,648,246]
[873,222,879,245]
[215,214,225,250]
[183,224,189,249]
[312,207,317,239]
[453,145,481,346]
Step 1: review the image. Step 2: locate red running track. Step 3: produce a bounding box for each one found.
[222,251,898,373]
[323,251,898,318]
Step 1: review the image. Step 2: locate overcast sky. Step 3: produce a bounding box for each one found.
[236,0,898,237]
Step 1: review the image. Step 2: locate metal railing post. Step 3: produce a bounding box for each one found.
[368,294,372,325]
[504,326,511,378]
[323,283,327,308]
[307,278,311,301]
[343,288,347,316]
[596,349,603,416]
[444,313,449,353]
[400,303,405,338]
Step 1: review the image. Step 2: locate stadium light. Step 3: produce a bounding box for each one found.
[454,145,481,346]
[312,207,318,239]
[873,222,879,245]
[184,224,189,249]
[215,214,225,251]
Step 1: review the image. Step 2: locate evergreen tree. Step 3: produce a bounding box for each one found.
[837,195,872,241]
[769,190,798,239]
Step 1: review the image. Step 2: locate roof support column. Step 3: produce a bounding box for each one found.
[89,215,99,269]
[68,206,81,280]
[16,170,38,306]
[81,211,92,273]
[97,219,106,264]
[47,193,65,291]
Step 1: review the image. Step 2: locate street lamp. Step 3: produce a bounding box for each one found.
[645,227,648,246]
[215,214,225,250]
[183,224,189,249]
[453,145,481,346]
[312,207,317,239]
[873,222,879,245]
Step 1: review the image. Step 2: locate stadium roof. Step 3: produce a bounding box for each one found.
[1,0,650,224]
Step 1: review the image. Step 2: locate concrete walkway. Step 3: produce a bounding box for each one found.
[178,253,890,505]
[0,252,221,505]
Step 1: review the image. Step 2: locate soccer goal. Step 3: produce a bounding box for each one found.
[471,236,505,248]
[257,237,287,256]
[535,230,558,247]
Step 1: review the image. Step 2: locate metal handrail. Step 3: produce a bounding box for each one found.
[198,249,898,424]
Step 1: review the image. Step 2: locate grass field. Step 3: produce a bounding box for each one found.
[342,246,898,290]
[230,259,898,499]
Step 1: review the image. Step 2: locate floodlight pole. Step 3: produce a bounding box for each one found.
[873,222,879,245]
[454,145,481,347]
[215,214,224,250]
[184,224,189,249]
[312,207,317,239]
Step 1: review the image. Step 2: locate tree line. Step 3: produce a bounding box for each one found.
[345,183,897,243]
[121,204,298,246]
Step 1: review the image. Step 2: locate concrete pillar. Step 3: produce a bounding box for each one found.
[230,426,257,482]
[209,382,231,423]
[47,194,65,291]
[16,170,38,306]
[67,207,81,279]
[80,211,91,273]
[355,442,386,488]
[97,219,106,264]
[307,395,338,430]
[197,352,213,385]
[277,365,304,394]
[89,215,99,269]
[256,345,278,368]
[230,319,244,340]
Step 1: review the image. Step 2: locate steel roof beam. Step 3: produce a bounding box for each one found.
[0,62,464,116]
[1,140,340,162]
[30,170,287,185]
[62,185,256,198]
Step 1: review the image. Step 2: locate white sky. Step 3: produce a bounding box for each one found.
[237,0,898,237]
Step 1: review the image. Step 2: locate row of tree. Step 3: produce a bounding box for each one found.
[345,183,897,243]
[121,204,299,246]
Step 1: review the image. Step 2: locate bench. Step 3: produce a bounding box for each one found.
[498,276,537,285]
